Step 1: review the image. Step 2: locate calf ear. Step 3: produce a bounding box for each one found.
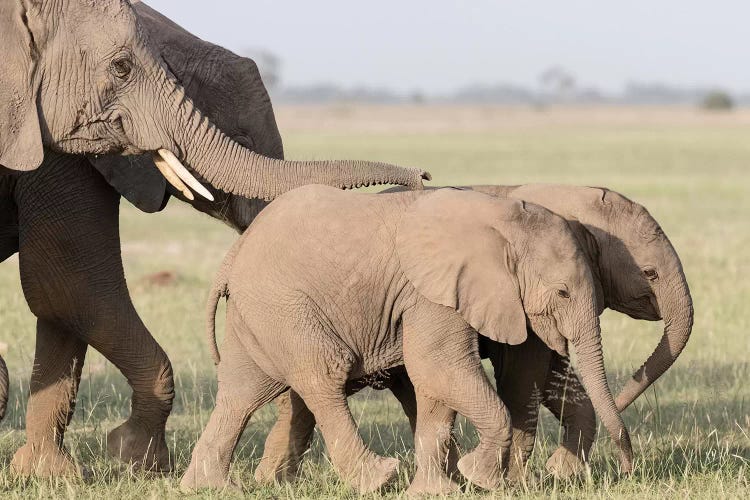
[396,189,528,345]
[90,155,169,213]
[0,0,43,171]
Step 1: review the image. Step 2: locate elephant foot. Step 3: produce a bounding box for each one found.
[10,442,79,478]
[506,464,527,484]
[350,456,399,493]
[254,453,301,484]
[506,453,529,484]
[545,447,586,479]
[107,420,170,472]
[180,458,240,492]
[457,450,503,490]
[407,469,461,496]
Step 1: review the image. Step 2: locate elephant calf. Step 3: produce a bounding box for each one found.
[180,186,633,495]
[256,183,694,484]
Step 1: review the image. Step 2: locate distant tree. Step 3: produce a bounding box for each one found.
[410,90,426,104]
[701,90,734,111]
[539,66,576,103]
[242,48,281,89]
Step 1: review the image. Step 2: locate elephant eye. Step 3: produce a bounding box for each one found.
[110,57,133,80]
[556,289,570,299]
[643,268,659,281]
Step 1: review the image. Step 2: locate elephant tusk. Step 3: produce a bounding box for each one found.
[157,149,215,202]
[153,154,194,201]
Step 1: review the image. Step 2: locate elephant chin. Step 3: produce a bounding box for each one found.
[528,318,568,357]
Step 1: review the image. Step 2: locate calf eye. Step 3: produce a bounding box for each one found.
[644,269,659,281]
[557,289,570,299]
[110,57,133,79]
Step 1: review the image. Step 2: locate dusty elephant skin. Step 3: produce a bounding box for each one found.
[0,0,422,478]
[258,183,693,483]
[181,186,632,495]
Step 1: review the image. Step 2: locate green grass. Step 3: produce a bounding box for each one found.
[0,106,748,498]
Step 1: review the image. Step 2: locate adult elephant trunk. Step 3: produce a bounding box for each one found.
[615,270,693,411]
[143,72,429,201]
[572,318,633,473]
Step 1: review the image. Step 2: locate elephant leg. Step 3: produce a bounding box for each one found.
[15,155,174,471]
[0,174,18,263]
[388,372,417,433]
[542,352,597,478]
[254,370,426,486]
[181,328,285,491]
[390,373,459,494]
[492,332,551,482]
[293,374,399,493]
[10,320,87,477]
[253,390,316,484]
[403,300,511,492]
[407,391,460,495]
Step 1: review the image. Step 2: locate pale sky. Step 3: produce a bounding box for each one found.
[146,0,749,94]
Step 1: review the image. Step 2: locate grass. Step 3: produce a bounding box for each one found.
[0,105,748,498]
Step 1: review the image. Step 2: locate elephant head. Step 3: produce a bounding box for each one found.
[90,0,282,230]
[0,0,428,198]
[502,184,694,412]
[397,189,634,472]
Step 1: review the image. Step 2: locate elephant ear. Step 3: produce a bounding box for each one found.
[566,217,605,310]
[90,155,169,213]
[397,189,528,345]
[0,0,43,171]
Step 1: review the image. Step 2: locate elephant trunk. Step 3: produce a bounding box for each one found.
[160,82,429,200]
[572,318,633,473]
[615,270,693,411]
[0,355,8,422]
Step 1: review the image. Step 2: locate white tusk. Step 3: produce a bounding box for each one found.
[153,154,194,201]
[157,149,214,202]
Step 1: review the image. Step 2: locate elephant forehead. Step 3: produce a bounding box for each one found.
[74,0,140,47]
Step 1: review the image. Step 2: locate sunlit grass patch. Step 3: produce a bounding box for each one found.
[0,105,748,498]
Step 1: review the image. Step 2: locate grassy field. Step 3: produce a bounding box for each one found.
[0,105,748,498]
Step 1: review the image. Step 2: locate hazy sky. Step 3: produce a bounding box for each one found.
[146,0,748,94]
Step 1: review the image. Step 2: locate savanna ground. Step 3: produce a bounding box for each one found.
[0,105,748,498]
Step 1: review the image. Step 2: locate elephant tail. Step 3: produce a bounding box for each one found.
[207,237,244,365]
[0,355,8,422]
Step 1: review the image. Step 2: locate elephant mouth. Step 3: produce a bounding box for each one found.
[58,135,121,155]
[612,293,660,321]
[59,112,133,155]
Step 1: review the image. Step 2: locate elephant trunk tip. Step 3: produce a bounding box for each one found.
[615,290,693,412]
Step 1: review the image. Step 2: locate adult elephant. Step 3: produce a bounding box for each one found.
[0,0,426,190]
[0,0,426,477]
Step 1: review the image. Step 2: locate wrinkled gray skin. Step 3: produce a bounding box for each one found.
[181,186,632,495]
[257,183,692,483]
[0,0,411,477]
[0,0,427,187]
